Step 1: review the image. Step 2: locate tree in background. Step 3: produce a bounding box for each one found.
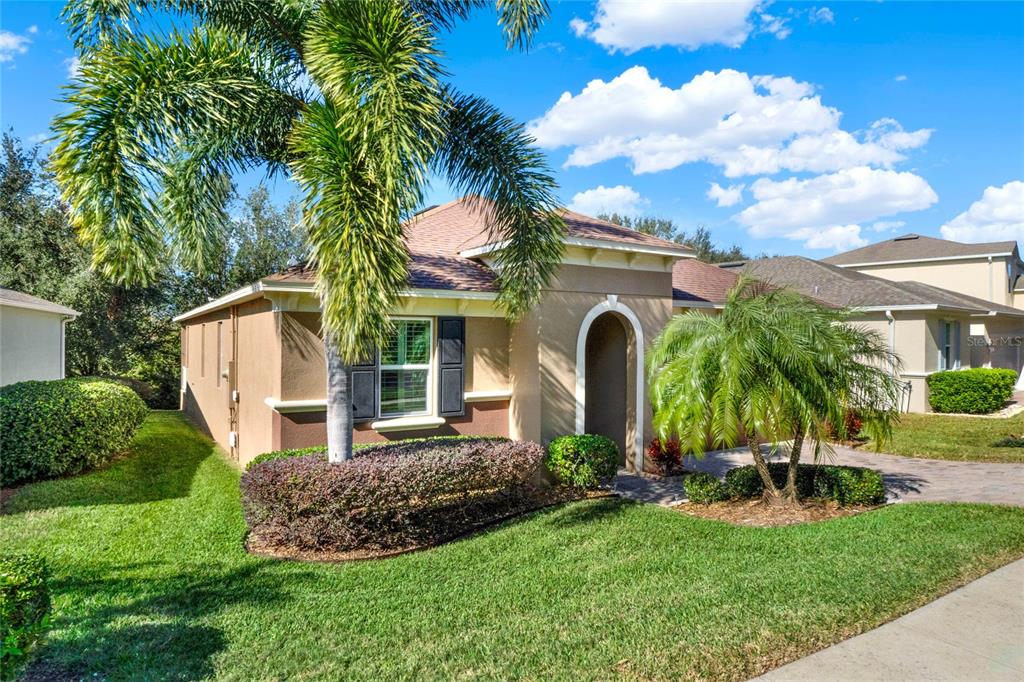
[54,0,565,463]
[599,213,748,263]
[647,278,901,506]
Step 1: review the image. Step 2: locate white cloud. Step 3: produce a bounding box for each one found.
[528,66,932,177]
[734,167,938,250]
[809,7,834,24]
[570,0,763,54]
[27,133,49,144]
[27,25,38,35]
[871,220,906,233]
[65,56,81,79]
[894,74,908,82]
[568,185,648,217]
[0,30,31,63]
[707,182,745,207]
[758,13,791,40]
[940,181,1024,243]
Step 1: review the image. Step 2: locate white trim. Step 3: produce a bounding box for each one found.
[378,317,433,419]
[464,389,512,402]
[0,298,80,317]
[264,397,327,413]
[173,283,265,322]
[899,371,935,378]
[835,252,1013,268]
[460,236,693,260]
[672,300,723,309]
[370,416,446,432]
[59,317,69,378]
[575,295,646,472]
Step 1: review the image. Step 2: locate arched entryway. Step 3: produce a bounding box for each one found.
[575,296,645,471]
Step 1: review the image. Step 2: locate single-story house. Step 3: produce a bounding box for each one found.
[723,256,1024,412]
[0,287,79,387]
[175,197,698,470]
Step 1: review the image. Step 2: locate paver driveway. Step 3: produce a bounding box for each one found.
[614,444,1024,506]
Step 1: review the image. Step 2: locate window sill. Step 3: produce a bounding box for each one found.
[370,416,446,433]
[464,389,512,402]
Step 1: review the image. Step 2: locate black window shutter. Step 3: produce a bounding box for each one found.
[351,352,377,423]
[437,317,465,417]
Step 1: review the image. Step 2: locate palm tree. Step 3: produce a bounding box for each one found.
[647,278,902,506]
[51,0,565,463]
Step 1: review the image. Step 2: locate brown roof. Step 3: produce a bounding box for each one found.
[672,259,740,304]
[0,286,79,316]
[268,196,691,293]
[823,233,1018,266]
[731,256,1024,317]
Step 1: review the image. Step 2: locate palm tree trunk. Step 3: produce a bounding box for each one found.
[782,423,806,503]
[325,339,353,463]
[748,438,783,505]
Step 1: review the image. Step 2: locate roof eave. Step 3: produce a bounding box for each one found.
[461,236,695,260]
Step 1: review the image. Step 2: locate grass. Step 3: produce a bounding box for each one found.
[865,411,1024,463]
[3,412,1024,681]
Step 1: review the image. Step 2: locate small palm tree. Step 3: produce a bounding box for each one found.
[52,0,565,463]
[648,277,902,505]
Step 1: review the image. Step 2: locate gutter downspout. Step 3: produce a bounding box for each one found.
[885,309,896,375]
[60,316,71,378]
[988,255,994,303]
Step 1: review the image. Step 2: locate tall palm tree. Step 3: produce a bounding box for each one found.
[647,278,902,505]
[52,0,565,462]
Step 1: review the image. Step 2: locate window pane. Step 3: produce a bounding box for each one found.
[380,320,430,365]
[380,369,428,415]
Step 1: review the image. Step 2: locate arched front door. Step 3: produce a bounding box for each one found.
[575,295,645,472]
[584,312,628,464]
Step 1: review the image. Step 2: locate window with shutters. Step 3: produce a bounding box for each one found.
[378,318,432,417]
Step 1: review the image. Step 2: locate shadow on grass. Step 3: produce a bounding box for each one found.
[2,412,216,515]
[544,496,634,528]
[25,562,319,681]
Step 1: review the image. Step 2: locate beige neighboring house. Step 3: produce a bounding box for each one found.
[0,287,79,387]
[726,257,1024,413]
[823,234,1024,386]
[174,197,698,470]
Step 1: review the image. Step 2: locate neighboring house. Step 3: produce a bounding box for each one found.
[0,287,79,387]
[823,233,1024,310]
[175,197,696,470]
[672,258,740,312]
[724,257,1024,412]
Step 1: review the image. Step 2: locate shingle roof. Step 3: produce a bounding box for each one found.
[672,259,740,304]
[0,287,79,316]
[823,233,1018,266]
[267,196,691,293]
[731,256,1024,317]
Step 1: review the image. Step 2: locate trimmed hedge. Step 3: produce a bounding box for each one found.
[927,368,1017,415]
[546,434,619,488]
[0,377,148,487]
[724,463,886,506]
[0,554,50,680]
[684,472,729,504]
[244,435,509,471]
[241,438,544,551]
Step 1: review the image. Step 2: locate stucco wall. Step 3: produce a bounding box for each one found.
[181,307,235,456]
[853,258,1014,308]
[235,300,280,465]
[0,305,66,386]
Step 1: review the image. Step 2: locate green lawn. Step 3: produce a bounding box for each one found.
[4,412,1024,681]
[866,412,1024,463]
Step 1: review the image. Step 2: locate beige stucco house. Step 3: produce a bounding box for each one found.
[175,198,698,470]
[823,234,1024,385]
[0,287,79,387]
[726,257,1024,412]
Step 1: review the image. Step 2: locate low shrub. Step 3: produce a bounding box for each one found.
[992,436,1024,448]
[724,463,886,506]
[827,409,865,442]
[0,377,148,487]
[0,554,50,680]
[245,435,508,471]
[647,438,683,475]
[241,438,545,551]
[684,472,729,504]
[546,434,619,488]
[927,368,1017,415]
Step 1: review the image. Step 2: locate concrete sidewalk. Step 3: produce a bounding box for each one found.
[755,558,1024,681]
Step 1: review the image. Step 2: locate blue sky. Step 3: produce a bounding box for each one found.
[2,1,1022,256]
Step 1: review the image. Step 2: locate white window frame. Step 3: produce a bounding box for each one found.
[377,317,434,418]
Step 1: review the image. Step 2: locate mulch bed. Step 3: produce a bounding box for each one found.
[246,486,615,563]
[673,498,882,527]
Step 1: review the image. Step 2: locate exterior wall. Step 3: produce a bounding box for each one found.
[970,315,1024,374]
[181,308,235,455]
[235,300,281,465]
[852,257,1016,308]
[0,305,67,386]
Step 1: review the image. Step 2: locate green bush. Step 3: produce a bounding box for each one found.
[546,434,619,488]
[0,377,148,487]
[993,436,1024,448]
[0,554,50,680]
[927,368,1017,414]
[245,435,508,471]
[684,472,729,504]
[724,463,886,506]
